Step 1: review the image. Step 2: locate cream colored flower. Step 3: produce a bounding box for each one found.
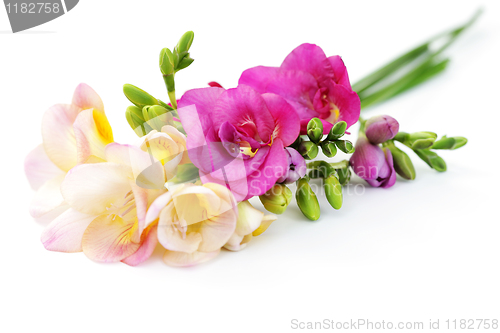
[224,201,277,251]
[145,182,238,267]
[140,125,190,180]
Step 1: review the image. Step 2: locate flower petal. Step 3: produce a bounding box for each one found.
[29,174,66,218]
[41,103,80,172]
[178,87,225,132]
[61,163,131,215]
[72,83,105,113]
[238,66,280,93]
[82,214,140,263]
[163,249,220,267]
[145,191,173,228]
[105,143,166,190]
[41,208,96,252]
[213,85,275,143]
[350,136,386,180]
[73,109,114,164]
[25,144,65,191]
[246,138,288,198]
[157,202,203,253]
[261,93,300,147]
[325,82,361,130]
[281,43,334,82]
[328,55,352,89]
[234,201,264,237]
[197,206,238,252]
[263,70,318,121]
[252,214,278,236]
[122,224,158,266]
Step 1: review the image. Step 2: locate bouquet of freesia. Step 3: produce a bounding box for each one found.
[25,11,479,267]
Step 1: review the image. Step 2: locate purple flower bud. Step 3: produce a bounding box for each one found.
[364,115,399,144]
[350,136,396,188]
[277,147,307,184]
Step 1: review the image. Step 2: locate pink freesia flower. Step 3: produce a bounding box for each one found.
[178,85,300,201]
[350,135,396,188]
[25,83,114,222]
[239,43,360,134]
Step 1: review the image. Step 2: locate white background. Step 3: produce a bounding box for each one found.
[1,1,499,332]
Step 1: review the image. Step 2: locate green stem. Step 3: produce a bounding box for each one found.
[355,9,482,110]
[163,74,177,109]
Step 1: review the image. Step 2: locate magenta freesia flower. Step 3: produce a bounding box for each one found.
[350,135,396,188]
[365,115,399,144]
[178,85,300,201]
[239,43,360,134]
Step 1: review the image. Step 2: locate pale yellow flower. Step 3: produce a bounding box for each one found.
[224,201,277,251]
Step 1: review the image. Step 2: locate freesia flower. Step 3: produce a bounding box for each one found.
[239,43,360,134]
[144,182,238,267]
[25,83,114,221]
[277,147,307,184]
[224,201,277,251]
[41,143,166,265]
[364,115,399,144]
[140,125,190,180]
[178,85,300,201]
[350,135,396,188]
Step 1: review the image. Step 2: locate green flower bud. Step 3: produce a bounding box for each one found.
[143,105,171,132]
[431,135,468,150]
[395,131,437,149]
[384,141,416,180]
[324,175,342,210]
[335,140,355,154]
[296,177,320,221]
[125,106,150,137]
[159,48,175,76]
[306,118,323,143]
[177,56,194,71]
[123,84,159,108]
[327,121,347,140]
[321,141,337,158]
[176,31,194,56]
[298,141,319,160]
[259,184,292,215]
[414,149,447,172]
